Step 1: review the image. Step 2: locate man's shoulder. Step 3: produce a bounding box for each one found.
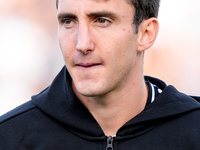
[0,101,36,124]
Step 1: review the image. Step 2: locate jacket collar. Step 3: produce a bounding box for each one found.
[32,66,200,139]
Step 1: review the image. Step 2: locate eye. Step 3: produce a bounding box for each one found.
[61,18,75,28]
[95,18,111,27]
[63,18,71,24]
[97,18,108,23]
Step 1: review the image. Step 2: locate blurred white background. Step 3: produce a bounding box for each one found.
[0,0,200,115]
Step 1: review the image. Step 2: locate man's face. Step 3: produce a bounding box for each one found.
[57,0,140,97]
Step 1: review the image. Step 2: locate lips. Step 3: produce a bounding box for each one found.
[76,63,101,68]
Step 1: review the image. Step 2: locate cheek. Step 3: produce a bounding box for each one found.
[108,36,137,73]
[58,32,75,60]
[111,34,137,60]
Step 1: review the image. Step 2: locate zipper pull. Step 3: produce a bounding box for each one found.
[106,136,114,150]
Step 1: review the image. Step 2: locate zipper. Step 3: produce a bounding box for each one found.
[106,136,114,150]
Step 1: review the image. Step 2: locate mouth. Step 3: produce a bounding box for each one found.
[76,63,102,68]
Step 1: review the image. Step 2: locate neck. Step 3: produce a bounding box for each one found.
[72,56,148,136]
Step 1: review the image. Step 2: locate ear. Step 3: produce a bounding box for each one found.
[137,18,159,52]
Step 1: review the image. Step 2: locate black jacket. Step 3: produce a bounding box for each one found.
[1,67,200,150]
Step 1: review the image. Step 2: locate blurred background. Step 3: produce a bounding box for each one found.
[0,0,200,115]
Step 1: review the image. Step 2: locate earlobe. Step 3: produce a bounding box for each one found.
[137,18,159,52]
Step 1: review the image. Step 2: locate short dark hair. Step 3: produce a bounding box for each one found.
[130,0,160,32]
[56,0,160,32]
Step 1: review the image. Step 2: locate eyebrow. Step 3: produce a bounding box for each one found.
[57,13,77,21]
[57,11,118,21]
[87,11,118,20]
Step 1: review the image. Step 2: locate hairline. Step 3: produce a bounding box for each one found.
[56,0,133,9]
[56,0,158,33]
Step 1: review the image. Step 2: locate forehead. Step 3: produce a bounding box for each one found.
[57,0,131,3]
[91,0,110,2]
[57,0,133,13]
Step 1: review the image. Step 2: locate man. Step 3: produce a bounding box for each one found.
[0,0,200,149]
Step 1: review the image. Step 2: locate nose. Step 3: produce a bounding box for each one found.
[76,24,94,55]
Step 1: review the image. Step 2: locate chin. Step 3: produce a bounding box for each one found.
[77,89,101,97]
[76,85,106,97]
[73,80,109,98]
